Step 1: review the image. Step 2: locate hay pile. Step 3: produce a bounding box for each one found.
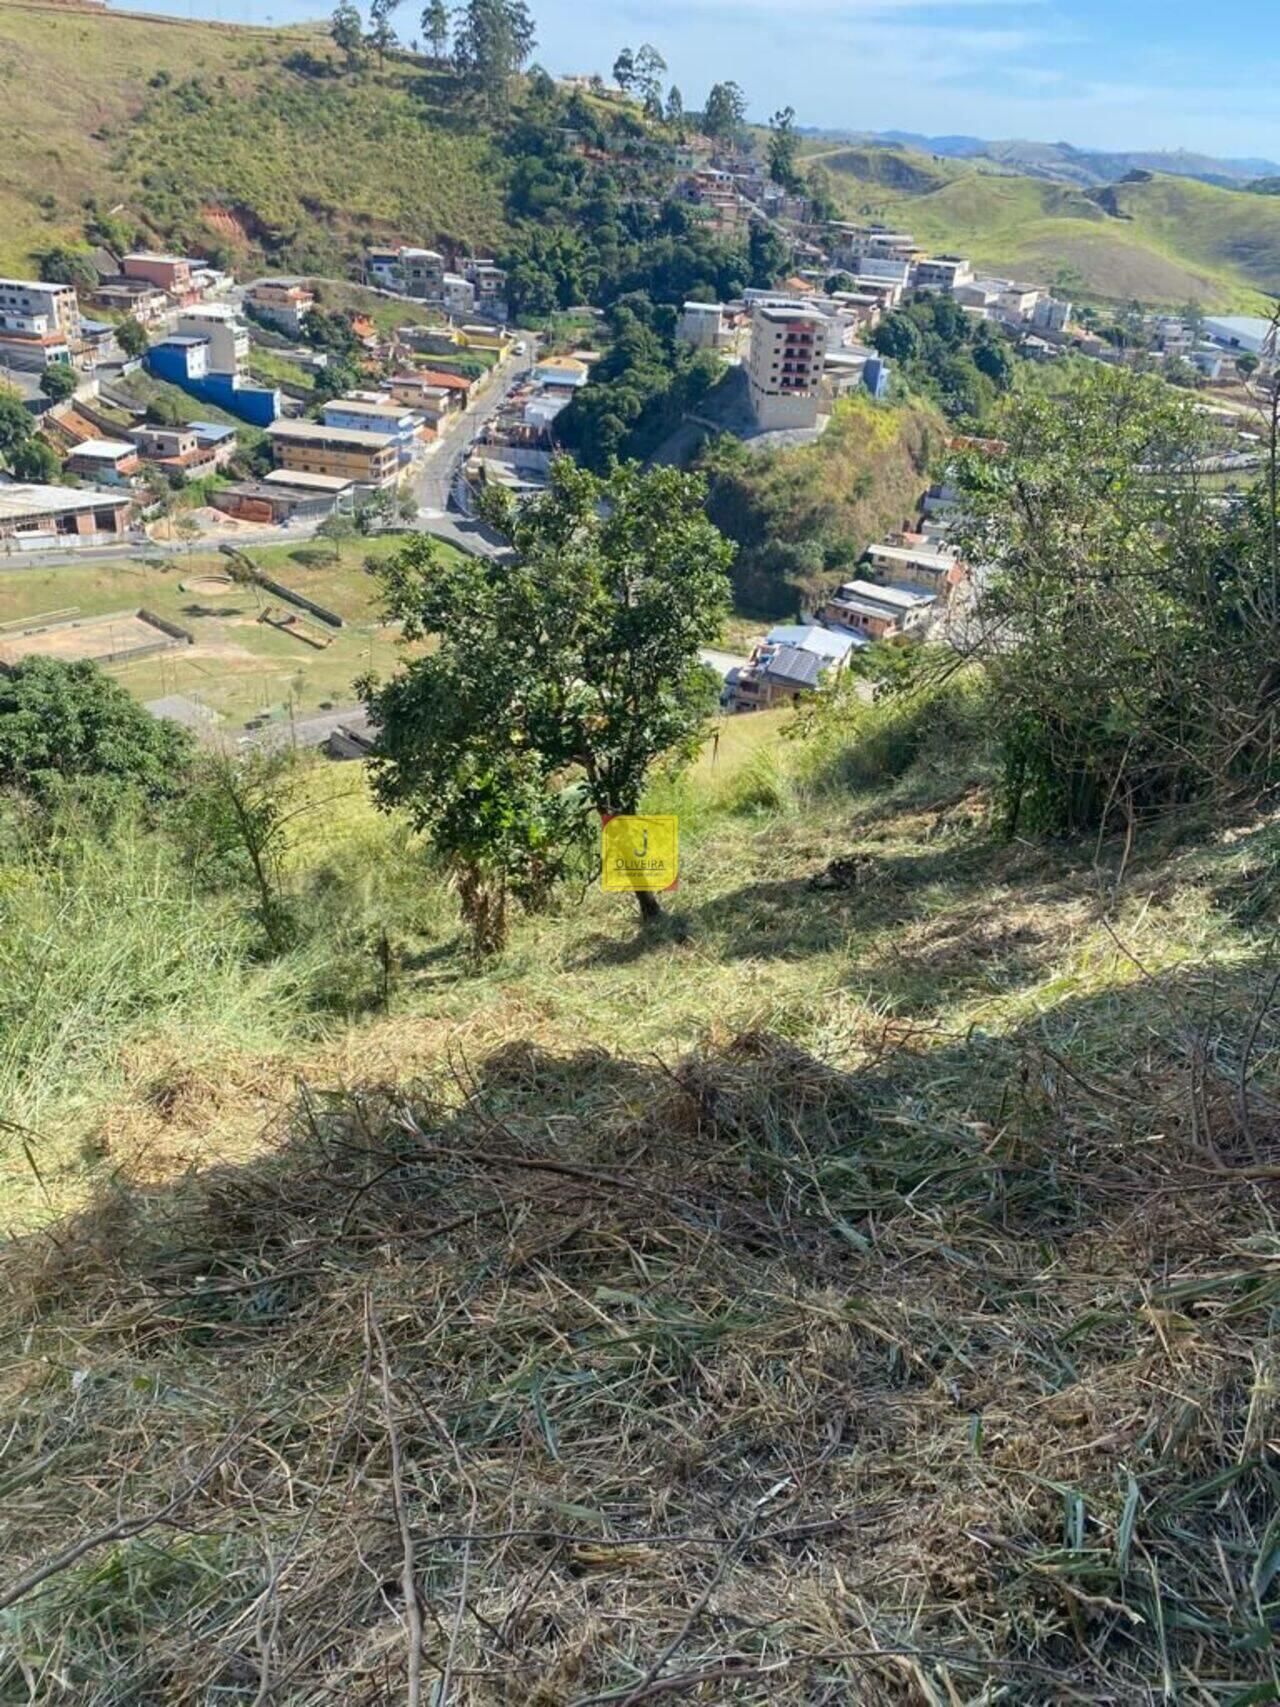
[2,1003,1277,1704]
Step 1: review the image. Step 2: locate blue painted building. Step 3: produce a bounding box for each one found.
[863,356,891,401]
[146,337,280,427]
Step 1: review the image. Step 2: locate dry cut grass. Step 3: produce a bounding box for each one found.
[2,944,1278,1704]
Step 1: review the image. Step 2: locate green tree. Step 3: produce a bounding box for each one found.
[665,84,684,128]
[361,460,734,944]
[330,0,364,70]
[0,387,34,461]
[421,0,449,57]
[633,42,666,110]
[951,367,1277,836]
[871,313,922,364]
[747,221,789,289]
[612,45,635,92]
[701,80,746,142]
[9,436,60,482]
[116,316,149,360]
[34,246,99,292]
[452,0,535,110]
[0,659,192,806]
[367,0,402,64]
[38,363,78,404]
[177,749,300,953]
[767,105,801,190]
[315,512,358,564]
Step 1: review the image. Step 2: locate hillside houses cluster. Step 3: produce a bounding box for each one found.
[723,473,977,712]
[363,246,509,322]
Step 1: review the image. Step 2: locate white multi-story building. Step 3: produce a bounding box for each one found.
[747,302,827,431]
[912,255,974,293]
[0,277,83,369]
[176,305,249,374]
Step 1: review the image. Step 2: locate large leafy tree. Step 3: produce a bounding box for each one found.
[0,659,192,806]
[38,363,77,404]
[330,0,364,70]
[421,0,449,57]
[361,460,734,945]
[767,105,801,190]
[701,80,746,142]
[452,0,535,110]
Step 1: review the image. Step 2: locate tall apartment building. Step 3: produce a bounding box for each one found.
[0,277,83,369]
[747,302,827,431]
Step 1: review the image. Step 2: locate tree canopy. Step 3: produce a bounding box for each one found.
[0,659,193,806]
[361,460,733,945]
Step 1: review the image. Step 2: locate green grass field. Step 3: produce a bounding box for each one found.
[813,142,1280,308]
[0,533,462,725]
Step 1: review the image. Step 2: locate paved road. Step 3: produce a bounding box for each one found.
[412,344,535,513]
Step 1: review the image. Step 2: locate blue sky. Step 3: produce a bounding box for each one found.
[111,0,1280,159]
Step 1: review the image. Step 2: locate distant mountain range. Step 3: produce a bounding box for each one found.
[808,130,1280,191]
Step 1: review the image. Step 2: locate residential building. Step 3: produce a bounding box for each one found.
[246,279,316,336]
[0,277,83,370]
[214,469,355,525]
[408,367,474,401]
[1032,297,1072,334]
[175,306,249,375]
[400,248,446,298]
[912,255,974,293]
[126,423,228,477]
[265,419,399,488]
[1203,316,1280,367]
[821,578,935,639]
[121,252,200,305]
[954,281,999,314]
[460,258,507,316]
[996,284,1044,322]
[863,355,891,401]
[678,301,731,350]
[533,354,590,389]
[65,438,141,485]
[524,390,572,432]
[0,481,132,550]
[387,373,460,420]
[187,421,239,469]
[747,302,827,431]
[863,542,961,595]
[441,272,476,317]
[321,397,423,462]
[727,625,862,712]
[145,338,280,427]
[90,277,171,324]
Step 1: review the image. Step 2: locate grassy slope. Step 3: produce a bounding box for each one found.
[815,142,1280,308]
[704,393,946,615]
[0,0,506,275]
[1,711,1278,1699]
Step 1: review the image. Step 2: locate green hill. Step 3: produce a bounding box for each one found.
[0,0,507,276]
[813,141,1280,308]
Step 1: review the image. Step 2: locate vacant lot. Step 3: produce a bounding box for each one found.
[0,534,458,726]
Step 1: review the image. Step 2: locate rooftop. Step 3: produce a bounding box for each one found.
[70,438,137,460]
[0,481,126,519]
[262,469,355,493]
[323,398,415,421]
[0,277,71,293]
[758,645,824,691]
[836,578,936,611]
[266,419,396,449]
[866,543,959,574]
[765,624,856,664]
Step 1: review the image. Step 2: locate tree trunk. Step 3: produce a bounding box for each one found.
[636,889,663,925]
